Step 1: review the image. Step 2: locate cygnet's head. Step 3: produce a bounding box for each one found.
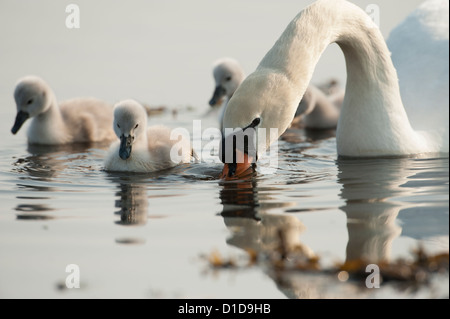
[12,76,53,134]
[113,99,148,160]
[209,58,245,107]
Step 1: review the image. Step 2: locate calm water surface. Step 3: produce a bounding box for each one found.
[0,110,448,299]
[0,0,446,300]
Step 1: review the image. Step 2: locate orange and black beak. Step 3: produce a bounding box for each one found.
[221,149,254,180]
[219,119,260,180]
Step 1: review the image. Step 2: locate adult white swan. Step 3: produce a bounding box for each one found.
[387,0,449,135]
[221,0,449,178]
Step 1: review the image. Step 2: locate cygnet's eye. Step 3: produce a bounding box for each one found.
[135,124,139,129]
[117,124,120,129]
[225,76,232,82]
[26,99,33,105]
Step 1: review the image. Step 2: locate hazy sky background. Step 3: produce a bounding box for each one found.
[0,0,424,116]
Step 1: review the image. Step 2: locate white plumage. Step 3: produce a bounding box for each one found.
[210,58,344,131]
[222,0,448,158]
[12,75,116,145]
[387,0,449,143]
[104,99,192,173]
[11,76,115,145]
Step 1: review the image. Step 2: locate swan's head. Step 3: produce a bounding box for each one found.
[220,71,301,179]
[12,76,53,134]
[113,99,148,160]
[219,117,260,180]
[209,58,245,107]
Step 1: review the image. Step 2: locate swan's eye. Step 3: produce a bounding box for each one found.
[225,76,232,82]
[243,118,261,131]
[26,99,33,105]
[251,118,261,127]
[134,124,139,129]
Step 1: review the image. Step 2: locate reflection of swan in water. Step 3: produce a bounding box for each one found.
[338,159,405,264]
[14,143,111,180]
[338,157,449,264]
[114,180,148,226]
[218,156,448,298]
[15,204,55,220]
[219,179,319,299]
[108,175,150,245]
[219,179,345,298]
[219,179,312,256]
[12,143,111,220]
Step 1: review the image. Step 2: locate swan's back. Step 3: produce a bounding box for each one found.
[59,98,115,143]
[12,75,116,145]
[387,0,449,147]
[146,125,192,165]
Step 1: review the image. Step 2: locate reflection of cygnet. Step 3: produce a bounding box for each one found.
[104,99,192,173]
[11,75,116,145]
[208,58,343,131]
[224,213,315,259]
[115,183,148,226]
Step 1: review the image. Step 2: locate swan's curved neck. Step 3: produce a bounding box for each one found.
[37,94,67,130]
[135,122,149,148]
[28,91,69,144]
[37,92,61,122]
[266,0,398,90]
[260,0,401,100]
[256,0,426,155]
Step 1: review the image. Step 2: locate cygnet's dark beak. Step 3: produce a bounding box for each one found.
[11,111,29,134]
[209,85,226,107]
[119,134,133,160]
